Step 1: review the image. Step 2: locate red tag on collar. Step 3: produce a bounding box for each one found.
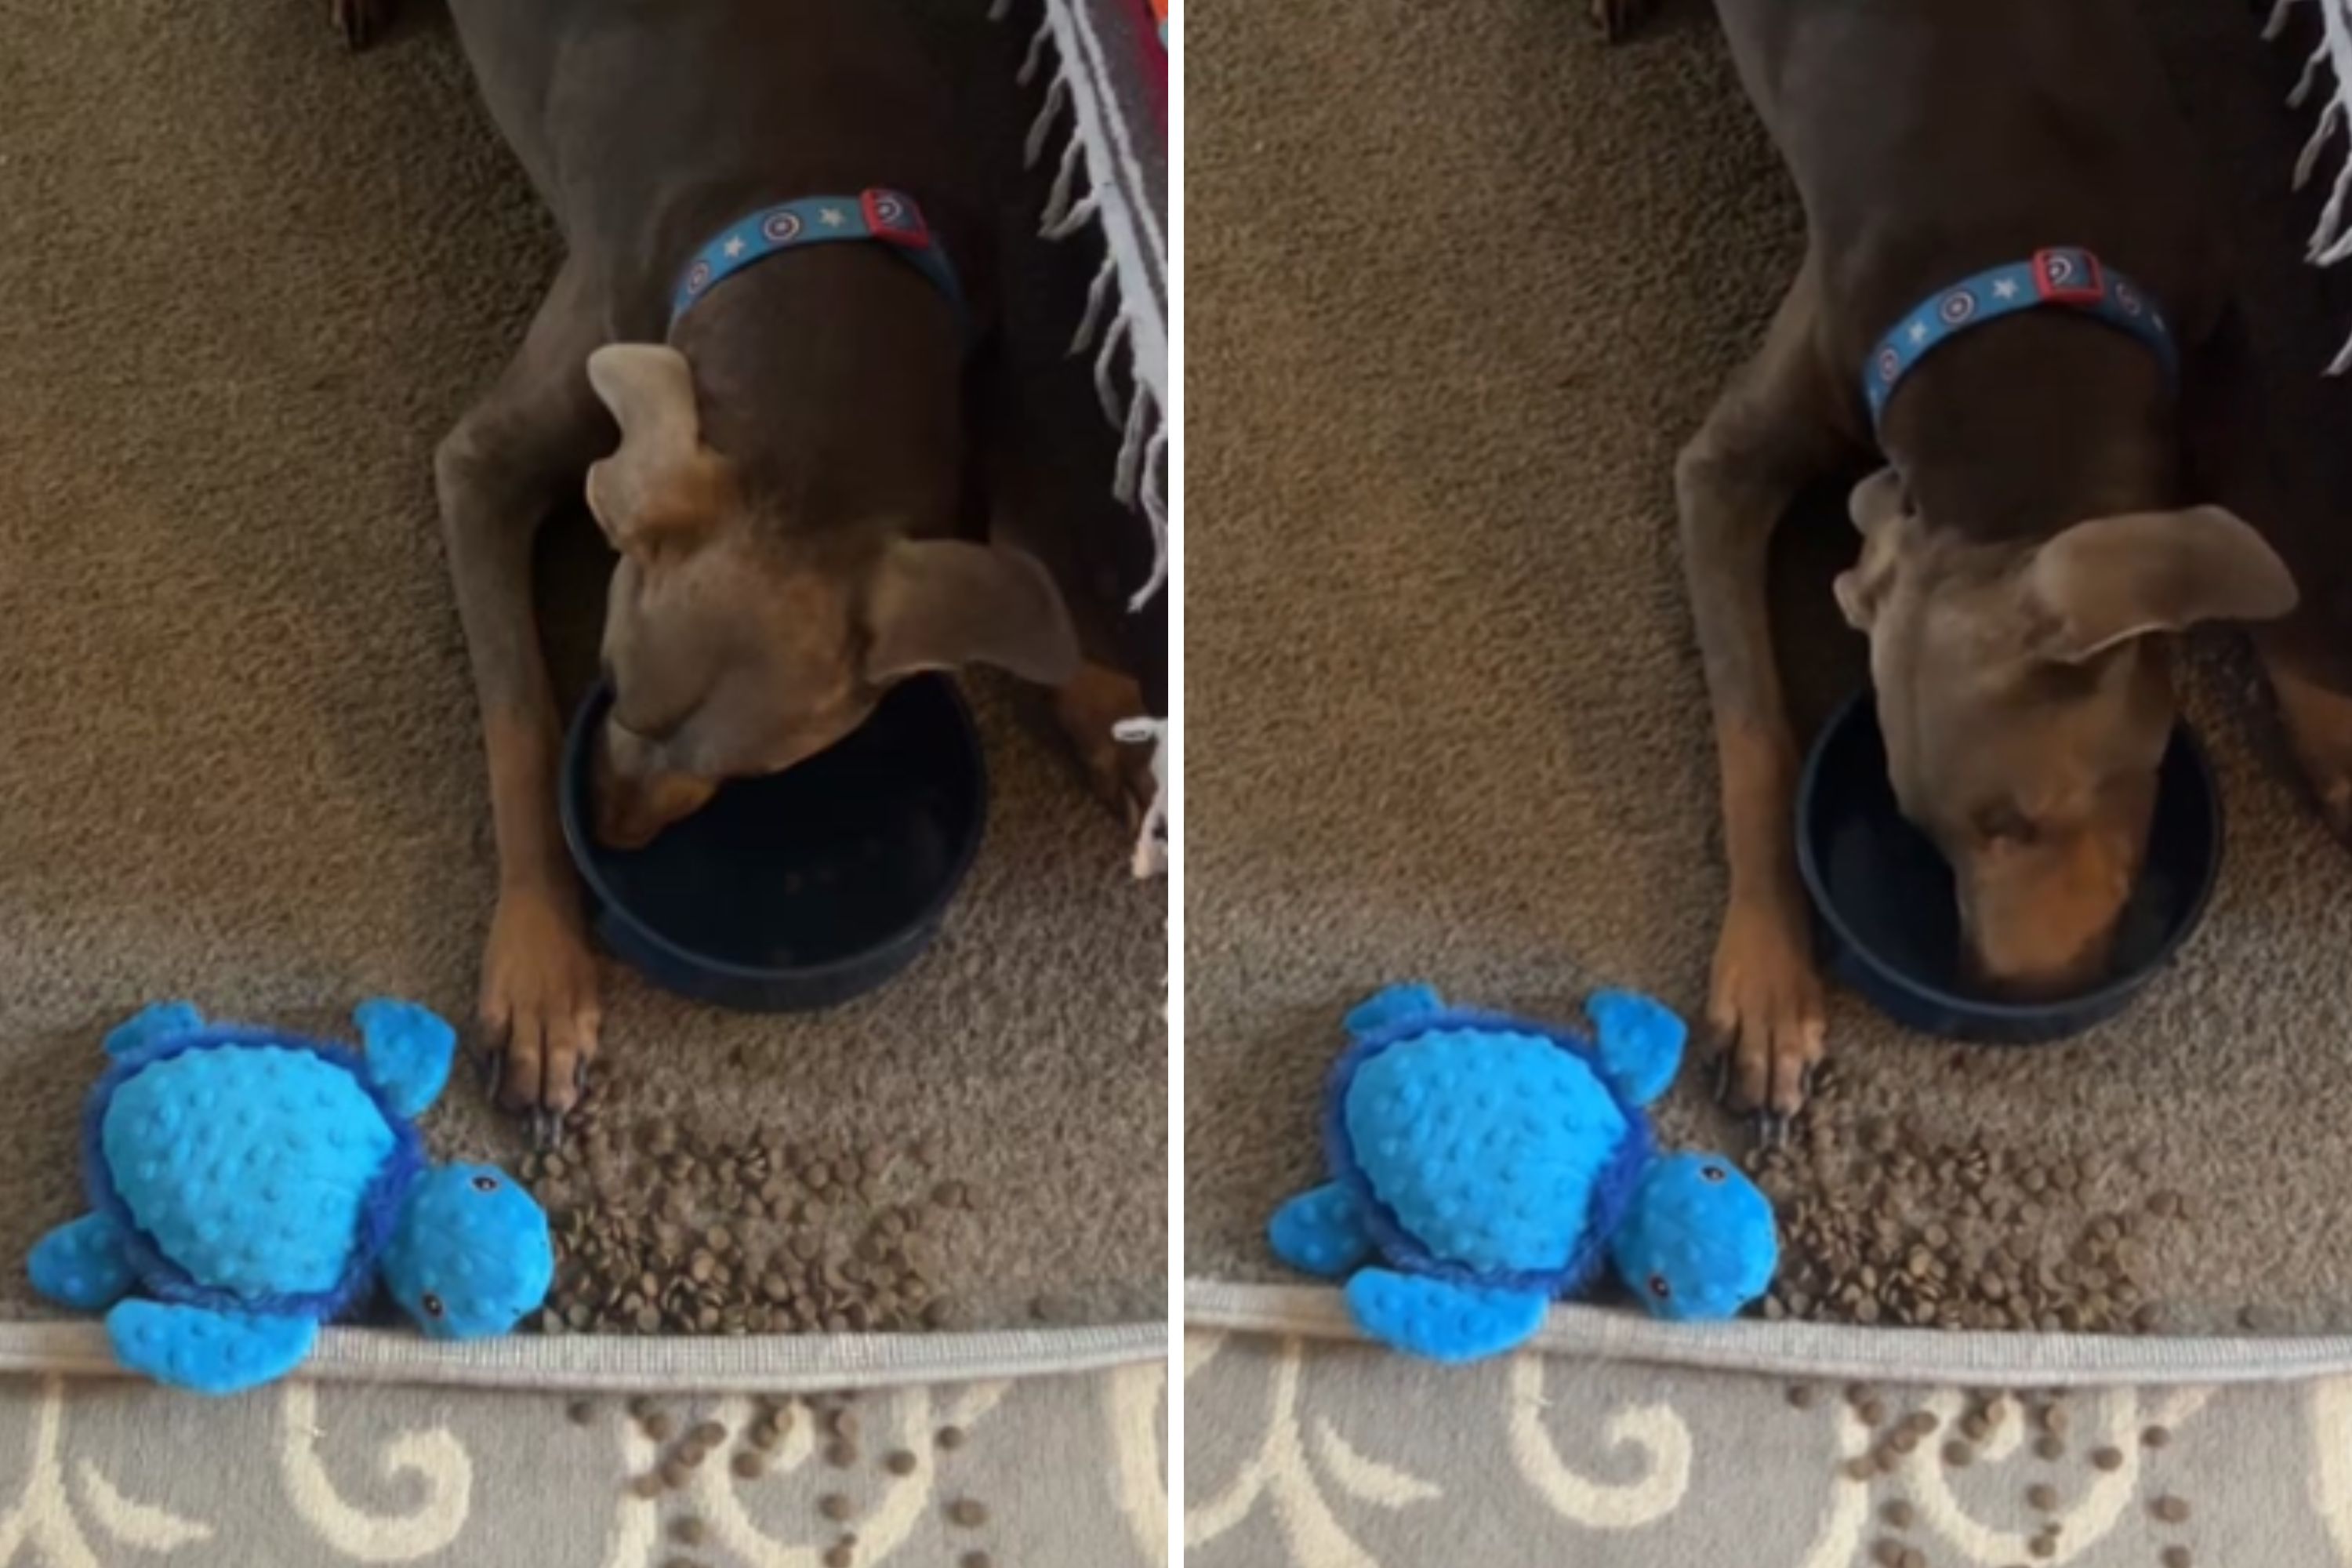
[2032,249,2106,307]
[862,189,931,249]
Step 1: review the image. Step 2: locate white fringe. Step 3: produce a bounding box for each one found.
[1093,312,1132,427]
[1131,423,1170,612]
[1070,252,1120,355]
[1023,74,1071,169]
[2293,38,2328,107]
[2271,0,2352,372]
[1114,374,1151,507]
[994,0,1172,877]
[2295,97,2339,191]
[1040,135,1098,237]
[1018,15,1054,89]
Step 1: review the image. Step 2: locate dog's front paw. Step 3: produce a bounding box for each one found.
[1054,664,1159,829]
[1707,898,1826,1138]
[479,890,602,1140]
[1591,0,1655,42]
[331,0,397,49]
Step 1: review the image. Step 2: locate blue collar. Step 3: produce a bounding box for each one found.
[668,188,970,341]
[1864,248,2178,431]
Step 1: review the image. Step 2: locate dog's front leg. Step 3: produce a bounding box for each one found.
[2183,304,2352,844]
[437,260,615,1137]
[1678,259,1854,1136]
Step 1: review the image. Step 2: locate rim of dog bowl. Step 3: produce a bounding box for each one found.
[558,677,988,989]
[1793,688,2224,1028]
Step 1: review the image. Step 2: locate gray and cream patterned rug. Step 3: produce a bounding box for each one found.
[1184,1318,2352,1567]
[0,1352,1167,1567]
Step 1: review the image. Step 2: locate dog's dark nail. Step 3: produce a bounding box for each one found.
[1754,1112,1787,1149]
[479,1049,502,1094]
[1798,1063,1816,1103]
[1712,1051,1733,1105]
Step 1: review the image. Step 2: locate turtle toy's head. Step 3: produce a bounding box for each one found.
[381,1163,556,1340]
[1608,1152,1778,1322]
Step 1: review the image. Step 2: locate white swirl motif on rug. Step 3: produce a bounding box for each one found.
[0,1374,214,1566]
[1183,1332,1443,1567]
[1506,1353,1692,1529]
[281,1378,473,1561]
[2303,1374,2352,1562]
[1107,1355,1172,1566]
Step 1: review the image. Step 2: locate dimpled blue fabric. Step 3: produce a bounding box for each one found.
[1345,1028,1628,1276]
[102,1047,394,1301]
[105,1301,317,1393]
[26,1214,138,1312]
[1610,1152,1780,1321]
[381,1165,557,1341]
[1345,1269,1549,1363]
[1266,1183,1375,1279]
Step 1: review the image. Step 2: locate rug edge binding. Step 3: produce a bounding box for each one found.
[1186,1279,2352,1388]
[0,1319,1169,1393]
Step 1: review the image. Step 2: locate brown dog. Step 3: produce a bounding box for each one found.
[1637,0,2352,1134]
[339,0,1146,1134]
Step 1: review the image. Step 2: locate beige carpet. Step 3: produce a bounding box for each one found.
[0,0,1164,1330]
[1186,0,2352,1335]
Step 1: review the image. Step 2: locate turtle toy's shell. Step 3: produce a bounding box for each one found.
[1328,1013,1652,1294]
[88,1031,424,1319]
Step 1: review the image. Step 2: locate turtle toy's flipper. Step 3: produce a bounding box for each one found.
[1345,1269,1548,1363]
[1583,989,1686,1109]
[1343,984,1446,1042]
[1269,1184,1376,1279]
[28,1214,138,1312]
[101,1002,205,1062]
[354,998,459,1119]
[105,1301,318,1396]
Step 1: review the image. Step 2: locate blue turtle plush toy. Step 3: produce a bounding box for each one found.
[27,999,554,1396]
[1268,983,1778,1362]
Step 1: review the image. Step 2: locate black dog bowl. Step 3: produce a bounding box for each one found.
[1795,691,2220,1044]
[559,675,987,1011]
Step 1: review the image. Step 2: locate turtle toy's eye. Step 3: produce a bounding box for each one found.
[1647,1274,1671,1300]
[422,1292,445,1319]
[1700,1164,1727,1184]
[471,1175,499,1192]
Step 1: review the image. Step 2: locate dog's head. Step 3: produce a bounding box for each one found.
[580,343,1077,848]
[1835,467,2296,996]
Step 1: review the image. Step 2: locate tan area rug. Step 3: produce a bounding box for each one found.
[1185,0,2352,1337]
[0,0,1165,1337]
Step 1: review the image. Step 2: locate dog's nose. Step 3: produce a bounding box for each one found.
[588,725,664,849]
[590,724,718,848]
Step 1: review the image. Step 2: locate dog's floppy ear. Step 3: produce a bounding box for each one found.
[1846,466,1909,536]
[583,344,736,552]
[1833,467,1918,632]
[864,539,1081,685]
[2025,505,2299,663]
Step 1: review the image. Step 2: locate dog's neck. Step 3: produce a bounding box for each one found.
[669,244,966,536]
[1882,314,2182,543]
